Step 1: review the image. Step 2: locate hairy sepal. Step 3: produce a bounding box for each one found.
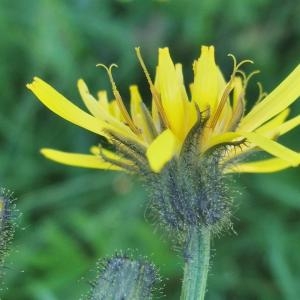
[88,252,160,300]
[145,125,233,241]
[0,188,17,284]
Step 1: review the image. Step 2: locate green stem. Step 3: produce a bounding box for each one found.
[180,227,211,300]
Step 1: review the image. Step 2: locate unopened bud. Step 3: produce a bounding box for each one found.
[90,253,159,300]
[0,188,17,281]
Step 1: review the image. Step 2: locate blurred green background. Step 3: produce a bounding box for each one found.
[0,0,299,299]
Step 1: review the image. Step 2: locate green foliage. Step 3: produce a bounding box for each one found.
[0,0,299,299]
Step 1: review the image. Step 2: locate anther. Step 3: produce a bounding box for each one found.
[243,70,260,91]
[256,82,267,103]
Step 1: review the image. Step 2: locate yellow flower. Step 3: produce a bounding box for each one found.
[27,46,300,174]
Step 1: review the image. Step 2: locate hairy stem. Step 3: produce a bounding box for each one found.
[180,227,211,300]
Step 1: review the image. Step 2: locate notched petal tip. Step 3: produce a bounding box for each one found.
[158,47,170,53]
[201,44,215,53]
[26,76,40,89]
[200,45,216,62]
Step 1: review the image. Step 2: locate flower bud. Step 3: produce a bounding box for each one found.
[89,254,159,300]
[0,188,17,281]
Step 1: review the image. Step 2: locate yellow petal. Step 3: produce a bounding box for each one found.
[225,157,294,173]
[239,131,300,166]
[109,100,122,120]
[130,85,142,116]
[27,77,107,136]
[78,80,120,124]
[175,63,189,101]
[78,79,142,143]
[224,110,291,158]
[129,85,155,143]
[146,129,179,172]
[276,115,300,136]
[214,100,233,133]
[226,76,245,131]
[239,65,300,131]
[41,148,122,170]
[175,63,197,133]
[78,79,106,118]
[97,90,110,110]
[151,66,162,131]
[202,131,242,152]
[232,76,244,109]
[157,48,186,139]
[192,46,225,112]
[256,109,290,135]
[255,114,300,140]
[90,145,101,155]
[90,145,132,165]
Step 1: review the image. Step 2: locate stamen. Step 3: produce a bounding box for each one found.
[256,82,267,103]
[228,54,238,70]
[244,70,260,90]
[97,63,140,135]
[236,69,261,105]
[209,55,253,129]
[236,59,254,70]
[135,47,170,128]
[236,70,247,82]
[239,70,260,106]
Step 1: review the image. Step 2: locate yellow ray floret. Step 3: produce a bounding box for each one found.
[28,46,300,175]
[77,79,141,143]
[255,109,290,135]
[238,131,300,166]
[146,129,179,172]
[156,48,186,140]
[192,46,225,113]
[41,148,122,171]
[225,157,294,173]
[239,65,300,132]
[27,77,108,137]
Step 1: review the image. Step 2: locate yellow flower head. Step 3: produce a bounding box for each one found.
[27,46,300,175]
[27,46,300,232]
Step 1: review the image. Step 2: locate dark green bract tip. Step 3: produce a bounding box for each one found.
[89,253,159,300]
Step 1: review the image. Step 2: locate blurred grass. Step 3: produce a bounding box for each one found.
[0,0,299,299]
